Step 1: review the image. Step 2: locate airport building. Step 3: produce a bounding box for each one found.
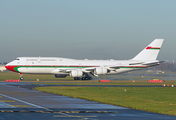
[0,65,6,71]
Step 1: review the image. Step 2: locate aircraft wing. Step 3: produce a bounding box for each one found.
[106,65,121,69]
[51,69,71,74]
[83,65,121,71]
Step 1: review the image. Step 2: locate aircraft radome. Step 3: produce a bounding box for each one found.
[5,39,164,80]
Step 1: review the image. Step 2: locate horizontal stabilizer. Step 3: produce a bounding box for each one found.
[142,61,164,66]
[129,62,144,65]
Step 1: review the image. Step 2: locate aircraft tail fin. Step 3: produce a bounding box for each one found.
[132,39,164,60]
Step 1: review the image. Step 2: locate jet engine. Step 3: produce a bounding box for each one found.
[70,70,83,77]
[55,74,67,78]
[94,67,108,75]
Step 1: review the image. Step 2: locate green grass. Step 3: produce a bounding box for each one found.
[31,80,176,85]
[35,86,176,116]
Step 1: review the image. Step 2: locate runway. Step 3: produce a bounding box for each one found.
[0,82,175,120]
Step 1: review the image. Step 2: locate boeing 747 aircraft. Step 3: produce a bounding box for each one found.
[5,39,164,80]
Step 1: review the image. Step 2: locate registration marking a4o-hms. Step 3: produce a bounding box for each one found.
[0,93,44,108]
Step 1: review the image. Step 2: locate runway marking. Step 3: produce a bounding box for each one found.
[55,111,117,113]
[0,110,116,113]
[54,115,97,118]
[0,101,15,108]
[10,105,32,107]
[0,92,97,119]
[0,93,84,118]
[1,110,14,112]
[0,93,44,108]
[0,100,15,102]
[0,93,75,118]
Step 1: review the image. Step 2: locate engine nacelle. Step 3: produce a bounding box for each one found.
[55,74,67,78]
[70,70,83,77]
[94,67,108,75]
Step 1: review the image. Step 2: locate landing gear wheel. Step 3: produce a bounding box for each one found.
[19,73,23,80]
[81,77,92,80]
[75,76,92,80]
[74,77,80,80]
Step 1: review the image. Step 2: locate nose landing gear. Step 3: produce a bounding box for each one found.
[19,73,24,80]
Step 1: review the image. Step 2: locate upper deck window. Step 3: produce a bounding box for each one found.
[26,59,37,61]
[41,59,56,61]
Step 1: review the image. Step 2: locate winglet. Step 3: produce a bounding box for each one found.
[132,39,164,60]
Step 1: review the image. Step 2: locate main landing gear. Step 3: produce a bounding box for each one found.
[19,73,24,80]
[74,77,92,80]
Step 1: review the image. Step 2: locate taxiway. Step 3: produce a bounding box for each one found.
[0,82,175,120]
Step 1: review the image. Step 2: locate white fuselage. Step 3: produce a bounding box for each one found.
[6,57,152,75]
[5,39,164,79]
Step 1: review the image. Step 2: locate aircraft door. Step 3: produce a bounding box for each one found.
[79,63,82,68]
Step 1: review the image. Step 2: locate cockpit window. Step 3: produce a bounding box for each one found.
[16,58,20,60]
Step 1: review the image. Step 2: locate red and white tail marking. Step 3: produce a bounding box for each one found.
[132,39,164,60]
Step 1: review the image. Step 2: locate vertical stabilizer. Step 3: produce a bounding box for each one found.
[132,39,164,60]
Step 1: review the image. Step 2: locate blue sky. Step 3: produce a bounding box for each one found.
[0,0,176,62]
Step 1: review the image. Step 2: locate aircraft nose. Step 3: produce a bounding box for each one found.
[5,64,14,71]
[5,64,10,70]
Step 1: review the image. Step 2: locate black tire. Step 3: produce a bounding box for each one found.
[74,77,81,80]
[20,77,23,80]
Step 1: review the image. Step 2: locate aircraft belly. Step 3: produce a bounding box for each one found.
[18,67,54,74]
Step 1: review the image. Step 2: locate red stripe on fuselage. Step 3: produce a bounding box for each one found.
[5,65,18,72]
